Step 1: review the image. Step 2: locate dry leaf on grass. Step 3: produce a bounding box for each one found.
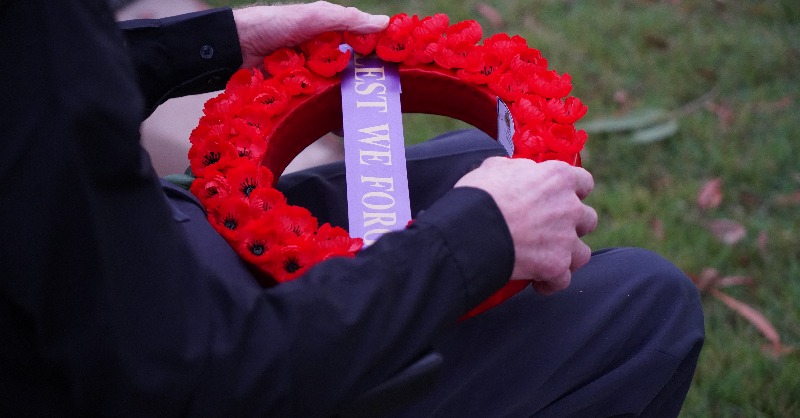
[709,288,788,356]
[697,177,723,210]
[476,3,504,29]
[707,218,746,245]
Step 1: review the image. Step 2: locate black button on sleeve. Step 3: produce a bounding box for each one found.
[200,44,214,59]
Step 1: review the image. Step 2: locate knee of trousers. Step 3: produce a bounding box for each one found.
[591,247,705,357]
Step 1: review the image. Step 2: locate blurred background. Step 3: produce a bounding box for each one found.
[116,0,799,415]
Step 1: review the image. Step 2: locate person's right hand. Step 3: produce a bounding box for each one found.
[455,157,598,295]
[232,2,390,69]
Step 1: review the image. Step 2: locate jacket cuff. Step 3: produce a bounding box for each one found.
[121,8,242,112]
[413,187,514,310]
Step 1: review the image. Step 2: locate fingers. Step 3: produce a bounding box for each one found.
[576,204,598,237]
[302,2,389,34]
[533,271,571,295]
[570,239,592,272]
[573,166,594,200]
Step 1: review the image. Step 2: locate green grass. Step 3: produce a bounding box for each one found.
[214,0,800,415]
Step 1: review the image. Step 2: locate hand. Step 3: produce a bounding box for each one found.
[232,1,390,69]
[455,157,598,295]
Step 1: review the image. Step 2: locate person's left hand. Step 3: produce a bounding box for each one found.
[232,1,390,69]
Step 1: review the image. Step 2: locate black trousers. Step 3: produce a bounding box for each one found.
[277,129,705,417]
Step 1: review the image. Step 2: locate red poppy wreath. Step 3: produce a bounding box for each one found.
[187,13,588,318]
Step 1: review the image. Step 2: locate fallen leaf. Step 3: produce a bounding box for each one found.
[644,32,669,50]
[707,218,746,245]
[717,275,755,289]
[773,191,800,206]
[697,178,723,210]
[476,3,504,29]
[690,267,720,293]
[650,218,665,241]
[705,101,735,132]
[710,288,784,355]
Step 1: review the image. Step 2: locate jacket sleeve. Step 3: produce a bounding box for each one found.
[164,183,514,416]
[119,8,242,114]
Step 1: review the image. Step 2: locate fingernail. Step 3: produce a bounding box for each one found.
[350,15,389,33]
[368,14,390,28]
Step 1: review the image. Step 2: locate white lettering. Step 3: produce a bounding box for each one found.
[362,191,395,210]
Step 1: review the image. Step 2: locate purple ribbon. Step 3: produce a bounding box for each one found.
[340,50,411,245]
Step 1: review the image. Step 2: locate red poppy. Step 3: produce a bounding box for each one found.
[200,92,243,124]
[300,31,343,55]
[271,205,319,241]
[403,14,449,65]
[307,46,352,77]
[546,96,587,124]
[227,68,263,90]
[189,170,230,210]
[277,67,318,96]
[456,46,506,85]
[248,187,287,213]
[263,48,306,77]
[314,224,364,258]
[263,244,320,282]
[250,79,289,116]
[188,137,237,177]
[225,160,274,199]
[511,94,548,126]
[528,70,573,99]
[208,197,259,241]
[376,34,415,62]
[512,127,548,160]
[236,216,283,265]
[233,104,273,138]
[543,123,587,154]
[509,48,549,74]
[444,19,482,45]
[228,118,268,162]
[343,31,380,56]
[488,70,531,102]
[432,39,480,70]
[375,14,417,62]
[483,33,528,58]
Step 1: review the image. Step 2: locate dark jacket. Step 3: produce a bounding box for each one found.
[0,1,513,416]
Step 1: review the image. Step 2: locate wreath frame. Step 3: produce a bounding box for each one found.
[187,13,588,317]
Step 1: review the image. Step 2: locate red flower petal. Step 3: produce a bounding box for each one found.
[248,187,287,213]
[384,13,417,39]
[236,216,284,265]
[484,33,528,58]
[488,70,531,102]
[300,31,343,56]
[511,94,548,126]
[189,170,230,209]
[250,79,289,116]
[188,136,238,177]
[376,34,414,62]
[343,31,380,56]
[263,48,306,77]
[546,96,588,124]
[456,46,505,85]
[543,123,587,154]
[529,70,573,99]
[277,67,317,96]
[512,127,547,160]
[307,46,351,77]
[510,48,549,74]
[226,160,275,198]
[444,20,483,45]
